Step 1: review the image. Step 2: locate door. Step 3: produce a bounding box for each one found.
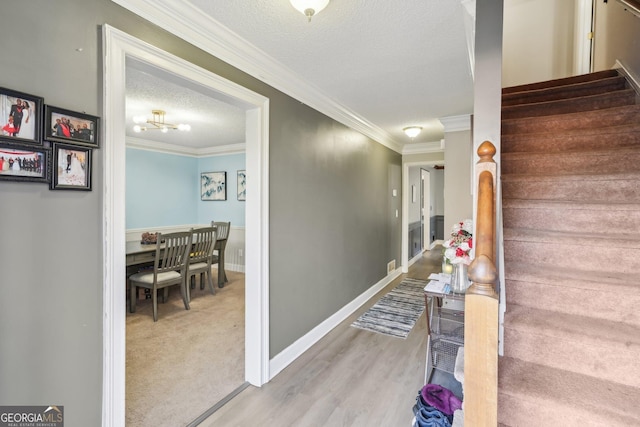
[421,169,431,251]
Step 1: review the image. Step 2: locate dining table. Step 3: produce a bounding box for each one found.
[125,236,228,287]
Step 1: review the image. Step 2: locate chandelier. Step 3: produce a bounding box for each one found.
[132,110,191,133]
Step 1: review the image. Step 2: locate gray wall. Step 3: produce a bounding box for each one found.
[0,0,401,425]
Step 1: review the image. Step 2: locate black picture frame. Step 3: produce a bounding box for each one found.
[201,171,226,201]
[0,87,44,146]
[44,105,100,148]
[50,142,92,191]
[0,142,50,183]
[237,169,246,201]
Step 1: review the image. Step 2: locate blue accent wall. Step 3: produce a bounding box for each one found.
[198,153,246,227]
[126,148,246,229]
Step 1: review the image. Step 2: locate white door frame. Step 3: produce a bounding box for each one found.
[102,25,270,426]
[575,0,594,74]
[421,169,431,250]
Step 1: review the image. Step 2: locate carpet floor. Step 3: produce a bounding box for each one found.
[126,268,245,427]
[351,277,427,338]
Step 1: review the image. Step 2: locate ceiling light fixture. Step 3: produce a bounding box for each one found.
[132,110,191,133]
[403,126,422,138]
[290,0,330,22]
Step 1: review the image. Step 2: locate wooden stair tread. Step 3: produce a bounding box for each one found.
[502,104,640,134]
[502,75,627,106]
[501,69,619,94]
[501,89,636,119]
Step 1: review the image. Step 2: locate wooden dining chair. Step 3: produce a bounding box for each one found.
[211,221,231,288]
[129,231,192,321]
[186,226,218,302]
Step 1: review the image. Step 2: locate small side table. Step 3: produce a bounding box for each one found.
[423,289,465,384]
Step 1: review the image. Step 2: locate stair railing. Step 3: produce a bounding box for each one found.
[464,141,499,426]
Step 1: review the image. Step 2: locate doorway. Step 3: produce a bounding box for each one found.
[421,168,431,251]
[102,25,270,425]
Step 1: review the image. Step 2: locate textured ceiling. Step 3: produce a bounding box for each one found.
[125,58,246,149]
[123,0,475,151]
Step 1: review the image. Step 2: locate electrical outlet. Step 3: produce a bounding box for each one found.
[238,249,243,257]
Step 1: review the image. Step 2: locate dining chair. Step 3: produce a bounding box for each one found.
[186,226,218,302]
[129,231,192,321]
[210,221,231,288]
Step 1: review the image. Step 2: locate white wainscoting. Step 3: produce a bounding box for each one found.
[126,224,246,272]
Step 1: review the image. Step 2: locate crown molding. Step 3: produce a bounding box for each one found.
[110,0,403,153]
[401,140,444,155]
[440,114,471,133]
[126,136,245,157]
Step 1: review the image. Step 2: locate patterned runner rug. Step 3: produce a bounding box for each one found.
[351,278,427,338]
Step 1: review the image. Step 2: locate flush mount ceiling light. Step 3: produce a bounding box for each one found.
[403,126,422,138]
[290,0,330,22]
[132,110,191,133]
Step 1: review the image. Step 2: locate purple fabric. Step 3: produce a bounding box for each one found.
[421,384,462,415]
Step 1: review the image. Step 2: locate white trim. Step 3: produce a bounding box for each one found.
[269,269,402,379]
[575,0,594,75]
[440,115,472,133]
[110,0,403,153]
[614,59,640,94]
[102,25,270,426]
[430,239,444,250]
[402,140,443,155]
[126,136,246,157]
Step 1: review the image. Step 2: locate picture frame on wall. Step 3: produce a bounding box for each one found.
[201,171,226,201]
[50,142,92,191]
[0,142,50,183]
[44,105,100,148]
[0,87,44,146]
[237,169,246,201]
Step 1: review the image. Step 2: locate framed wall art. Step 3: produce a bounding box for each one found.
[44,105,100,148]
[237,169,246,201]
[0,87,44,145]
[50,143,92,191]
[0,142,50,183]
[201,171,226,201]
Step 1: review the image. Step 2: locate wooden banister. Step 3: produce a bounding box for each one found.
[464,141,499,426]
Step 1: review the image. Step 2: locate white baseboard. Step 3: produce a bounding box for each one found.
[430,240,444,249]
[269,268,403,379]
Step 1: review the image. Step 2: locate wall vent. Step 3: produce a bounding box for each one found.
[387,260,396,274]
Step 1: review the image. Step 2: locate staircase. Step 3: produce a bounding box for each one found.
[498,69,640,426]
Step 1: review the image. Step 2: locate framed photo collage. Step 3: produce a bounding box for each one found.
[0,87,100,191]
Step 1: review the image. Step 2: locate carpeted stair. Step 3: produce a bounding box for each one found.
[498,69,640,426]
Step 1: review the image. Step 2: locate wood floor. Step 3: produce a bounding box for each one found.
[200,249,443,427]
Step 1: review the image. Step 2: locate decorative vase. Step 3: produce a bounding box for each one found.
[450,263,470,293]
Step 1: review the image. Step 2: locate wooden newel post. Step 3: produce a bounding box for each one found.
[468,141,497,298]
[464,140,499,426]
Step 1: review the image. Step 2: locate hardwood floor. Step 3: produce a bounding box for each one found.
[200,248,443,427]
